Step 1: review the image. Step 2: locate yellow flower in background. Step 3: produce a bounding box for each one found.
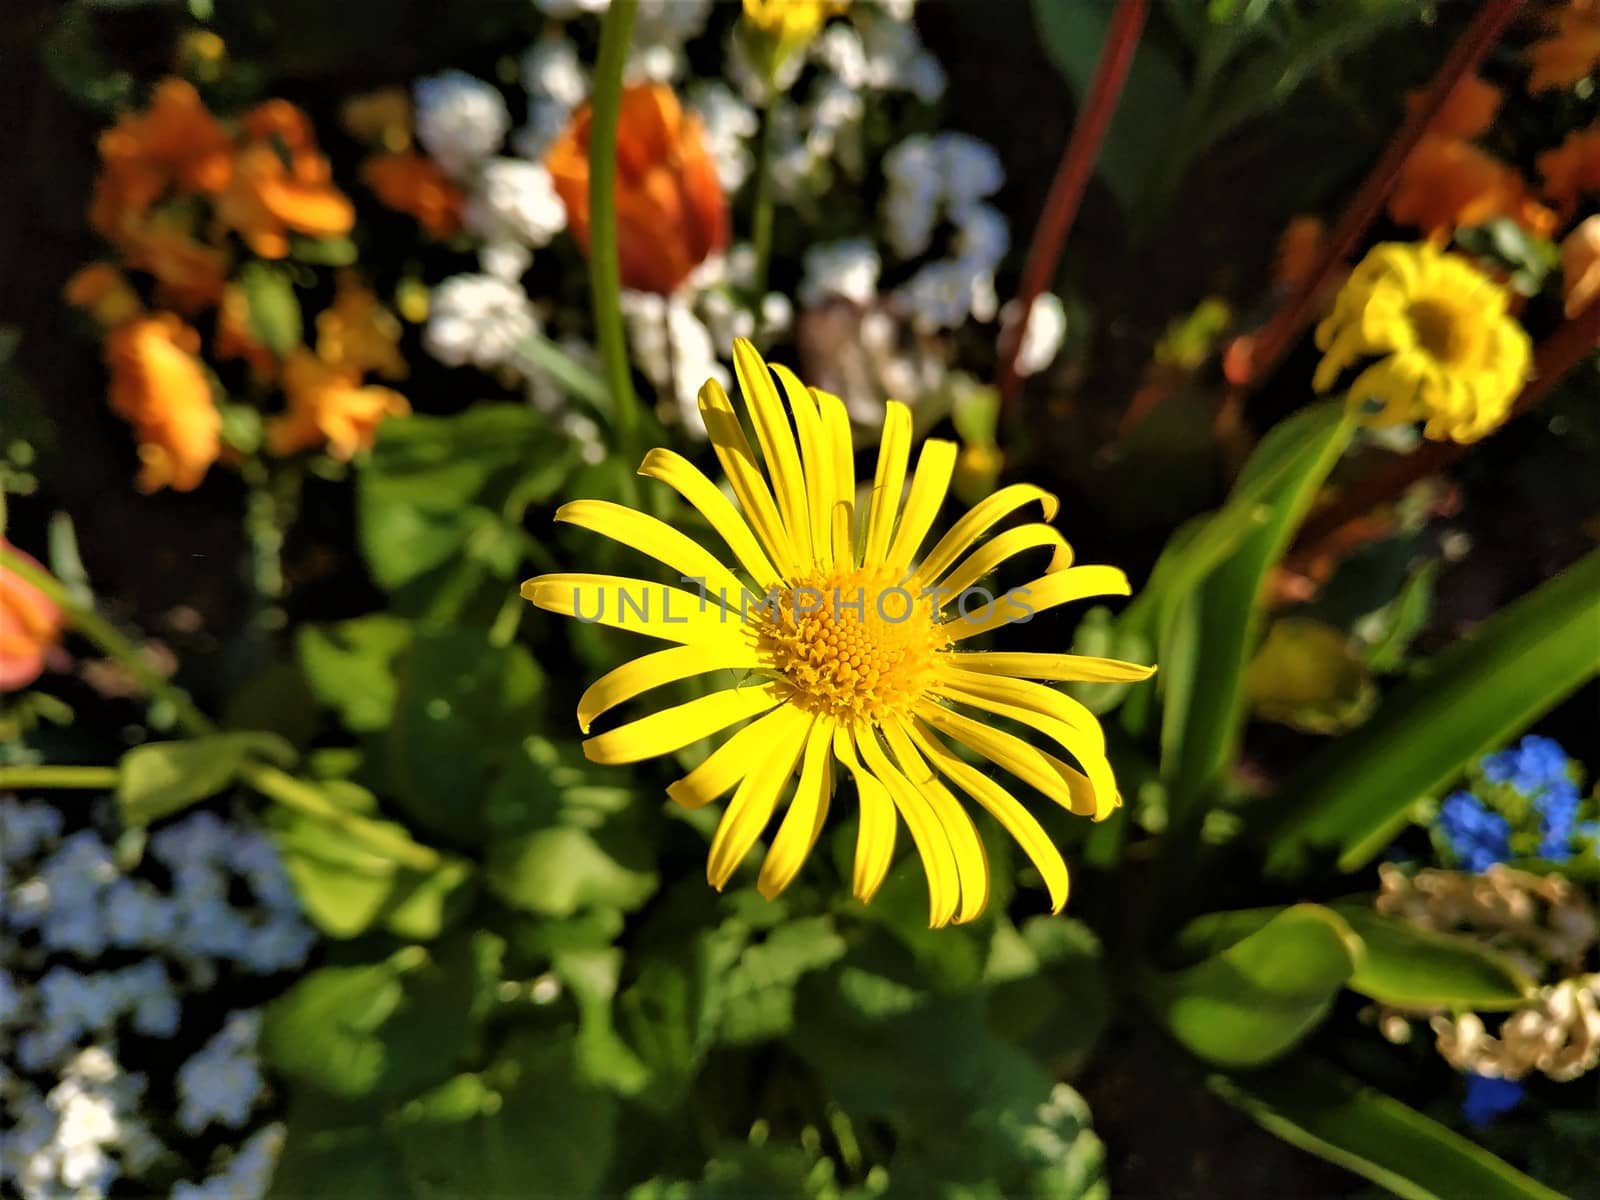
[267,350,409,461]
[316,272,408,380]
[740,0,848,86]
[523,340,1152,925]
[105,314,221,492]
[1313,243,1531,444]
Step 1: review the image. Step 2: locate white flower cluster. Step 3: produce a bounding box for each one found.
[1002,293,1069,378]
[424,273,540,372]
[800,239,881,309]
[0,798,315,1199]
[883,132,1009,333]
[1434,975,1600,1083]
[414,70,510,180]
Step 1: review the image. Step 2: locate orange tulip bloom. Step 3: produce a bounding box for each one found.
[361,151,465,239]
[546,84,729,296]
[1389,136,1557,238]
[1561,215,1600,319]
[214,101,355,258]
[1,541,65,693]
[267,349,409,461]
[89,78,232,244]
[1527,0,1600,93]
[1406,74,1501,140]
[1537,126,1600,215]
[316,272,408,380]
[106,314,221,492]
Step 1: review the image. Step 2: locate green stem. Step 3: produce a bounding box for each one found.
[750,96,778,302]
[589,0,641,451]
[239,762,440,871]
[0,764,120,790]
[515,331,611,413]
[1,547,216,737]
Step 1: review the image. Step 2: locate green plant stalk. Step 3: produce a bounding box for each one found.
[1,546,217,737]
[589,0,641,450]
[0,546,440,871]
[0,764,121,790]
[750,96,778,302]
[515,331,611,413]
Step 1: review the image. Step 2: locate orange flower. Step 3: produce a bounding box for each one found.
[1527,0,1600,93]
[316,272,408,380]
[546,84,728,295]
[1560,215,1600,318]
[361,151,464,238]
[64,262,143,328]
[1406,74,1502,140]
[214,101,355,258]
[1,541,65,693]
[267,349,408,460]
[1537,125,1600,215]
[119,214,230,314]
[215,283,280,383]
[1389,137,1558,238]
[89,78,232,243]
[105,314,221,492]
[1273,216,1326,291]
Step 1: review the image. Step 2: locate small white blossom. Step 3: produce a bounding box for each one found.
[1008,294,1068,377]
[414,71,510,179]
[522,39,588,108]
[691,83,759,193]
[800,239,881,308]
[621,291,729,434]
[533,0,609,14]
[464,159,567,280]
[425,274,538,371]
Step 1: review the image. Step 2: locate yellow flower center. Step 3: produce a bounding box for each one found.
[1407,296,1481,366]
[758,564,948,722]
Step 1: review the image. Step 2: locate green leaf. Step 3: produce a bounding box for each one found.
[237,261,302,357]
[719,915,848,1045]
[261,934,502,1101]
[269,1097,411,1199]
[117,732,296,826]
[1031,0,1188,214]
[1263,547,1600,875]
[388,1032,618,1200]
[1210,1057,1565,1200]
[1245,617,1376,734]
[1333,904,1537,1013]
[386,628,544,846]
[1148,904,1359,1067]
[297,615,414,734]
[1165,401,1354,812]
[487,825,656,917]
[359,405,571,593]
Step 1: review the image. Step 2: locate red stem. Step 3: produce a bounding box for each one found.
[1292,292,1600,554]
[998,0,1148,413]
[1232,0,1527,390]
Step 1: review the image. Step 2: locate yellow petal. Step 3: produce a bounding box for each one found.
[913,484,1059,586]
[950,651,1156,684]
[772,363,832,570]
[935,524,1074,602]
[881,718,989,924]
[640,448,780,587]
[706,705,813,889]
[667,703,801,809]
[917,701,1100,818]
[577,642,763,734]
[557,499,749,605]
[942,565,1130,643]
[757,716,836,899]
[698,379,803,579]
[733,338,813,566]
[904,716,1069,913]
[583,683,784,765]
[853,723,961,928]
[814,388,856,542]
[862,401,912,566]
[523,573,748,646]
[832,723,896,904]
[885,439,957,570]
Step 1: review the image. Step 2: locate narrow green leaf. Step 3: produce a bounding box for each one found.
[297,615,414,734]
[1210,1057,1565,1200]
[1147,903,1360,1067]
[117,732,296,826]
[236,262,302,357]
[1263,548,1600,876]
[1333,904,1537,1012]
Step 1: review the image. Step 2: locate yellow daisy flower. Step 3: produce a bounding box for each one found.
[1312,242,1531,444]
[522,340,1152,926]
